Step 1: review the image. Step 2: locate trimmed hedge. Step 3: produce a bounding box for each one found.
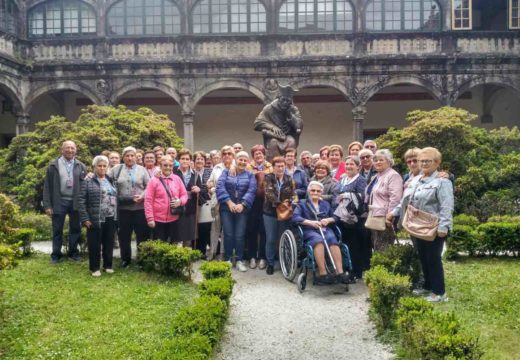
[453,214,480,227]
[396,297,482,359]
[478,222,520,256]
[446,225,479,260]
[198,277,235,304]
[364,265,411,333]
[18,212,52,242]
[371,244,421,287]
[0,243,21,270]
[152,333,211,360]
[138,241,202,278]
[199,261,232,279]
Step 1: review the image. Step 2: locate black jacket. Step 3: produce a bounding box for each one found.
[43,158,87,214]
[174,169,205,215]
[263,173,295,217]
[78,175,118,228]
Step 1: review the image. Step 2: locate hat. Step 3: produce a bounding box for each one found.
[278,84,298,98]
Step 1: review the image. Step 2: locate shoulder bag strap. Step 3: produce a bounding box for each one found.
[158,177,173,200]
[115,164,124,183]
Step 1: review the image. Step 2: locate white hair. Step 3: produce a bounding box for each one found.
[374,149,395,166]
[92,155,109,167]
[300,150,312,159]
[307,181,324,192]
[358,149,373,158]
[235,150,249,159]
[122,146,137,157]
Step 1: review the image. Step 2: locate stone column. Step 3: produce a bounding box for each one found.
[16,114,30,136]
[182,111,195,151]
[352,105,367,142]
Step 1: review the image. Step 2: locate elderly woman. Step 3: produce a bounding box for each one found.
[293,181,349,284]
[136,149,144,166]
[145,155,188,243]
[142,150,158,179]
[319,146,329,161]
[174,148,203,248]
[311,160,339,205]
[358,148,377,185]
[217,151,257,272]
[336,156,368,280]
[298,150,314,178]
[108,151,121,170]
[328,144,346,180]
[194,151,213,257]
[347,141,363,156]
[403,148,422,187]
[263,156,295,275]
[245,145,273,269]
[109,146,149,267]
[387,147,453,302]
[365,149,403,252]
[79,156,117,277]
[285,148,308,201]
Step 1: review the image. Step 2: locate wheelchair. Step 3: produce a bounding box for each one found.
[279,223,352,293]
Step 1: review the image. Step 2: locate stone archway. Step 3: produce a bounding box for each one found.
[26,82,101,115]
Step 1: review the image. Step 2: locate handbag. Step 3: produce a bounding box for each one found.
[159,177,185,216]
[402,179,439,241]
[364,187,386,231]
[276,200,293,221]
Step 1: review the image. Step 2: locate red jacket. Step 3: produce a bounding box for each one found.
[334,161,346,181]
[145,174,188,223]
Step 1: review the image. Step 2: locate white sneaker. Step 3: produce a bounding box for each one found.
[412,288,430,296]
[258,259,267,270]
[249,258,257,269]
[426,293,448,303]
[236,261,247,272]
[105,268,114,274]
[91,270,101,277]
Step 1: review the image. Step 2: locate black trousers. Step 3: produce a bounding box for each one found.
[153,221,179,243]
[340,223,365,278]
[87,217,116,272]
[414,236,446,295]
[245,198,266,260]
[360,218,373,272]
[51,199,81,260]
[196,222,212,256]
[118,209,149,263]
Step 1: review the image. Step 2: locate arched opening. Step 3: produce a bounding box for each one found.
[365,83,443,139]
[114,88,183,137]
[0,83,20,147]
[193,88,264,151]
[454,84,520,128]
[291,86,352,153]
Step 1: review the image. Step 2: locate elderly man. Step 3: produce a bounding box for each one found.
[43,140,87,263]
[298,150,314,178]
[166,147,180,168]
[232,143,243,153]
[363,140,377,154]
[254,85,303,160]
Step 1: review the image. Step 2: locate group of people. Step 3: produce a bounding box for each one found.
[43,139,453,302]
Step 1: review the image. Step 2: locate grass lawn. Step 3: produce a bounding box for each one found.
[0,254,198,359]
[437,258,520,360]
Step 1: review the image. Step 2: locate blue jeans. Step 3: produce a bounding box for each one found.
[263,214,289,266]
[51,199,81,260]
[220,207,249,261]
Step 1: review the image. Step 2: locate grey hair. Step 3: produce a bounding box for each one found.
[122,146,137,157]
[374,149,395,166]
[92,155,109,167]
[235,150,249,159]
[300,150,312,159]
[344,155,360,166]
[307,180,324,192]
[209,149,220,157]
[358,149,373,158]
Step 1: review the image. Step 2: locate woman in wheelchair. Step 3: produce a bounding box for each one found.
[292,181,350,284]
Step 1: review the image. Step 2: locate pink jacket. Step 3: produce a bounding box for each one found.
[367,168,403,217]
[145,174,188,223]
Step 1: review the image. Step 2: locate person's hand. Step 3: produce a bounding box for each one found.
[154,170,161,178]
[386,213,394,225]
[133,194,144,203]
[227,200,237,212]
[307,220,321,229]
[45,208,53,217]
[148,221,156,228]
[235,204,244,213]
[320,218,329,227]
[191,186,201,194]
[171,199,181,208]
[83,220,92,228]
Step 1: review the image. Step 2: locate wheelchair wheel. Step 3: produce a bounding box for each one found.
[280,229,298,281]
[297,273,306,293]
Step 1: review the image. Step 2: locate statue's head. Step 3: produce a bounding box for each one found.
[278,85,298,111]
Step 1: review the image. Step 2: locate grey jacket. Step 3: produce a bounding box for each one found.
[43,158,87,213]
[78,175,118,228]
[392,171,454,233]
[109,164,149,211]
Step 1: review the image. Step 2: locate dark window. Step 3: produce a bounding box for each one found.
[192,0,267,34]
[512,0,520,29]
[0,0,18,35]
[366,0,441,31]
[107,0,181,36]
[279,0,354,32]
[28,0,96,37]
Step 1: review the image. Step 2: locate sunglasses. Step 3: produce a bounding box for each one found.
[309,189,323,193]
[222,152,233,156]
[360,155,371,160]
[406,159,418,164]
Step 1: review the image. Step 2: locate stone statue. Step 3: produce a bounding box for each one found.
[254,84,303,160]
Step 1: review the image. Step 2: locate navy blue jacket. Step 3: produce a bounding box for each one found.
[216,169,257,209]
[287,167,309,200]
[293,199,337,227]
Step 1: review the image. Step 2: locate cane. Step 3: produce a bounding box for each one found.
[318,226,337,273]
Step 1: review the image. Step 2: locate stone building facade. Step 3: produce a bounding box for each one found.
[0,0,519,151]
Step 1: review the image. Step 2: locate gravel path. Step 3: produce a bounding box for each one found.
[214,267,393,360]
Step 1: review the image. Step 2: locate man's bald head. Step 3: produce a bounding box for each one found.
[61,141,77,160]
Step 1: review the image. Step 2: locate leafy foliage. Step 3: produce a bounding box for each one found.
[370,244,422,287]
[198,277,235,304]
[199,261,232,280]
[0,105,183,209]
[138,241,202,279]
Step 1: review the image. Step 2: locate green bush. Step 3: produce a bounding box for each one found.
[152,333,211,360]
[446,225,479,260]
[138,241,202,278]
[370,244,421,287]
[198,277,235,304]
[477,222,520,256]
[364,265,411,333]
[453,214,480,228]
[487,215,520,223]
[0,243,21,270]
[0,193,19,234]
[199,261,232,280]
[6,228,35,256]
[396,298,482,359]
[18,212,52,242]
[171,295,228,346]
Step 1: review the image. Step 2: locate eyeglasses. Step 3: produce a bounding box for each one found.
[360,155,371,160]
[420,159,434,165]
[315,167,327,170]
[365,145,376,149]
[309,189,323,193]
[222,152,233,156]
[406,159,418,164]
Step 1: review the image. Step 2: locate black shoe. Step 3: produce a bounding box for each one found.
[316,274,335,285]
[266,265,274,275]
[121,261,130,268]
[69,255,82,262]
[50,258,60,265]
[338,273,352,284]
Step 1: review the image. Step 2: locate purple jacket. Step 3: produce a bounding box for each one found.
[366,168,403,217]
